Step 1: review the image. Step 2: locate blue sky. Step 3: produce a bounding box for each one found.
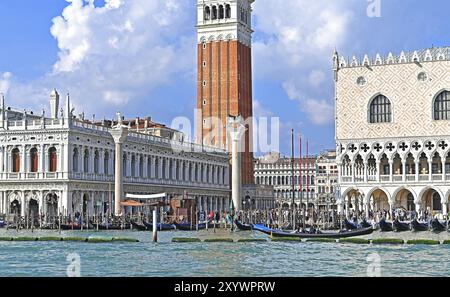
[0,0,448,157]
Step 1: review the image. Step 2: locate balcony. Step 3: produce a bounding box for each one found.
[406,175,415,182]
[380,175,390,182]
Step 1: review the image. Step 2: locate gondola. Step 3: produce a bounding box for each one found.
[89,220,129,230]
[360,219,372,228]
[130,220,148,231]
[411,219,429,232]
[143,221,175,231]
[174,222,197,231]
[431,219,447,232]
[379,219,394,232]
[393,219,410,232]
[344,219,359,230]
[253,224,374,239]
[234,220,252,231]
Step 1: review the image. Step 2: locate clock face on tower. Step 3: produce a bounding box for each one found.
[196,0,255,185]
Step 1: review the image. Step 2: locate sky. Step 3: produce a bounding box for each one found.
[0,0,448,157]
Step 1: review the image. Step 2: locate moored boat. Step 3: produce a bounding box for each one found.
[431,219,447,232]
[379,219,393,232]
[234,220,252,231]
[344,219,359,230]
[361,219,372,228]
[253,225,373,239]
[130,220,148,231]
[393,219,410,232]
[143,221,175,231]
[252,224,374,239]
[411,219,429,232]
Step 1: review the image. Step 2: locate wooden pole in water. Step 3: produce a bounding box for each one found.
[290,129,295,231]
[152,209,157,243]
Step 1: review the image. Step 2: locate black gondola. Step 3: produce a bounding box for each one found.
[344,219,359,230]
[143,221,175,231]
[431,219,447,232]
[174,222,197,231]
[411,219,429,232]
[361,219,372,228]
[234,220,252,231]
[393,219,410,232]
[252,224,374,239]
[130,221,148,231]
[379,219,393,232]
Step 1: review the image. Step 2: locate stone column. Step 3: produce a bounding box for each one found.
[428,160,432,182]
[415,159,419,182]
[110,116,128,217]
[389,160,393,182]
[402,157,406,182]
[442,202,448,218]
[363,160,368,183]
[20,192,26,217]
[228,116,245,212]
[441,157,446,181]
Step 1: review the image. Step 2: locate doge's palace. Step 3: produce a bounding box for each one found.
[334,47,450,219]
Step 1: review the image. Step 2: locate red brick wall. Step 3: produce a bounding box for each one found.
[197,40,254,185]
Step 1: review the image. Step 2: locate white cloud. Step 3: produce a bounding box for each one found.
[253,0,356,126]
[0,72,12,95]
[2,0,196,118]
[308,70,326,88]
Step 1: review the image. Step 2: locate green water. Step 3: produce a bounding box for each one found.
[0,229,448,277]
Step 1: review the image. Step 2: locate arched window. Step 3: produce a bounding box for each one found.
[225,4,231,18]
[204,6,211,20]
[30,148,38,173]
[218,5,224,19]
[83,149,89,173]
[93,150,99,174]
[169,159,174,180]
[12,148,20,173]
[154,158,159,179]
[162,158,167,179]
[139,156,144,178]
[104,151,109,175]
[49,147,57,172]
[73,148,79,172]
[212,6,217,20]
[433,90,450,120]
[131,155,136,177]
[369,94,392,123]
[147,157,152,178]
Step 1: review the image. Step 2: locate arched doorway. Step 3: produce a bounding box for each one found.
[394,188,415,211]
[82,194,89,216]
[369,189,390,212]
[28,199,39,226]
[46,193,58,218]
[10,199,21,216]
[421,188,442,217]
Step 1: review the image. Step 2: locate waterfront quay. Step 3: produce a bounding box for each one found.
[0,227,449,277]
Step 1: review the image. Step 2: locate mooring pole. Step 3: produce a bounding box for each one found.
[152,209,158,243]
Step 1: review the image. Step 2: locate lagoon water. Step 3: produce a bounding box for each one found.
[0,228,449,277]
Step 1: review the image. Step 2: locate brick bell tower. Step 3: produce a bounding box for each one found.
[196,0,254,185]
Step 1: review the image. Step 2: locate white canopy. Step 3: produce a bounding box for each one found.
[125,193,166,200]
